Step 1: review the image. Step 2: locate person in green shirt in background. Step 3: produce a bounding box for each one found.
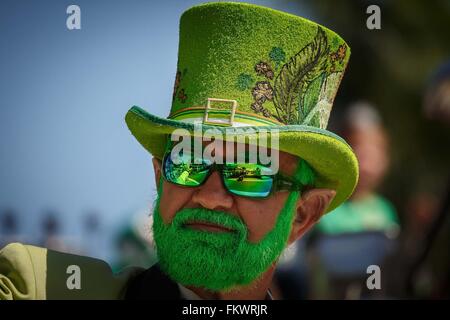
[318,102,399,236]
[310,102,399,299]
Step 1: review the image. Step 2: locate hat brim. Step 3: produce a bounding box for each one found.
[125,106,359,213]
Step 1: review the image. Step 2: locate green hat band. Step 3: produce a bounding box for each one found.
[169,106,283,127]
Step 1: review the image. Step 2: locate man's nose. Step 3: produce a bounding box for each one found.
[191,171,234,211]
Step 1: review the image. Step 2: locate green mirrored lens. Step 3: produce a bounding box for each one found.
[222,163,274,197]
[163,152,210,186]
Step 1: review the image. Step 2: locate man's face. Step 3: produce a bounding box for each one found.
[151,141,332,291]
[156,148,299,243]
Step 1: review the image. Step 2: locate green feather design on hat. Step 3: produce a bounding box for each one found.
[273,27,331,125]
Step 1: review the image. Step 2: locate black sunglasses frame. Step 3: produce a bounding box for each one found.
[161,151,305,198]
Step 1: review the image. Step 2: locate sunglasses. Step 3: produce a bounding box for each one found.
[161,150,304,198]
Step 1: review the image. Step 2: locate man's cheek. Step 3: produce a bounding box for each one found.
[158,198,177,225]
[158,182,193,223]
[238,200,285,243]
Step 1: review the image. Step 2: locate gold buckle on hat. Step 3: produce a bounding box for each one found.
[203,98,237,126]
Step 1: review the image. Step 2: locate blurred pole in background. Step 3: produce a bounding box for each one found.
[0,208,20,247]
[82,210,103,259]
[39,209,68,252]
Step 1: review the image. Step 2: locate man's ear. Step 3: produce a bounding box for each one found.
[287,189,336,245]
[152,157,162,187]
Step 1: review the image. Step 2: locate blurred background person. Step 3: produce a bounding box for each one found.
[318,102,399,236]
[275,102,399,299]
[308,102,400,299]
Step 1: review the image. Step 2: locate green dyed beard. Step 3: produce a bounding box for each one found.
[152,187,300,291]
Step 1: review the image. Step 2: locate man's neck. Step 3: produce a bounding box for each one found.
[186,265,275,300]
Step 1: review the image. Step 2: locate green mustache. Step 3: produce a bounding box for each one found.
[171,208,247,234]
[159,208,250,252]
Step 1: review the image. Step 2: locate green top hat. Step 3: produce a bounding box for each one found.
[125,2,359,213]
